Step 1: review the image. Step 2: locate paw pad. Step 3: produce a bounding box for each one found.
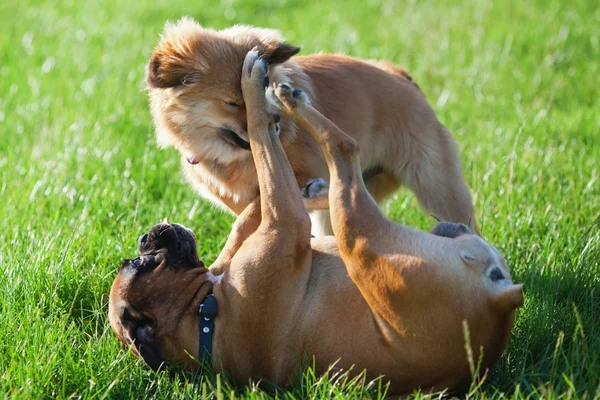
[244,49,268,80]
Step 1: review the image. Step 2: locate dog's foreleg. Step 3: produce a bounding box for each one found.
[399,125,479,234]
[210,197,262,273]
[270,83,413,341]
[241,50,311,241]
[268,83,393,244]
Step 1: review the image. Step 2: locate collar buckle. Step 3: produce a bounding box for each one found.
[199,294,217,318]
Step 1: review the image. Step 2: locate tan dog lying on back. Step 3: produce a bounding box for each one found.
[147,17,478,239]
[110,51,522,395]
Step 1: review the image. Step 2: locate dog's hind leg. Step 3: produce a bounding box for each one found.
[398,123,479,234]
[267,85,434,343]
[211,196,262,273]
[268,83,405,253]
[268,82,414,335]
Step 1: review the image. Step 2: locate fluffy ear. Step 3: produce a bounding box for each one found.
[491,284,524,313]
[146,18,205,89]
[146,51,199,89]
[261,42,301,65]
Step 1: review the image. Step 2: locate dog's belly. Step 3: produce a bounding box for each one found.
[212,238,465,391]
[288,239,474,393]
[212,238,396,384]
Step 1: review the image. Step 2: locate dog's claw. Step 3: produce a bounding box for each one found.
[266,86,285,109]
[268,82,312,110]
[245,51,258,77]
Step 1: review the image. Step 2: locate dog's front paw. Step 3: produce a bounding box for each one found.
[267,83,311,112]
[301,178,328,199]
[241,48,269,106]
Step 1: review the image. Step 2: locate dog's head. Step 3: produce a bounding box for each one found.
[146,17,300,166]
[108,222,214,370]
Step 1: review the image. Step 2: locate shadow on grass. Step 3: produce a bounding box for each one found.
[487,217,600,396]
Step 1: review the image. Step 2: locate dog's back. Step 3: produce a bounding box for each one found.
[146,18,479,235]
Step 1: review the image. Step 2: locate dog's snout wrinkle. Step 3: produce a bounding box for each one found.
[138,234,149,250]
[157,224,173,238]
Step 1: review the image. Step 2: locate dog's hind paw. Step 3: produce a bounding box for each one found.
[302,178,328,199]
[430,222,471,238]
[267,83,311,111]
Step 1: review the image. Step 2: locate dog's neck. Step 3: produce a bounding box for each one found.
[162,269,218,370]
[190,271,219,368]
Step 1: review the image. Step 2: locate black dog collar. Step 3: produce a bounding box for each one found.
[199,293,217,364]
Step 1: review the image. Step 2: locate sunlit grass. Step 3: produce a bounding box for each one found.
[0,0,598,398]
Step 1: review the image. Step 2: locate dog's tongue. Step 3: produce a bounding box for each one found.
[186,157,199,165]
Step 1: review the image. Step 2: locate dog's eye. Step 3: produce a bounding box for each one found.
[224,101,242,108]
[129,256,159,272]
[132,257,144,268]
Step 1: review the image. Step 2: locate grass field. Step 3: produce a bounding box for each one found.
[1,0,599,398]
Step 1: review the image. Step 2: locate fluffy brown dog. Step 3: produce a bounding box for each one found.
[146,17,478,238]
[110,51,522,395]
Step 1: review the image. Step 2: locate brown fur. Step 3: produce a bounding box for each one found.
[146,18,478,236]
[110,53,521,395]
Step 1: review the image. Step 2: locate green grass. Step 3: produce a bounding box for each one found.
[0,0,598,398]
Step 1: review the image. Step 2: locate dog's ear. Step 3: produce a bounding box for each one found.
[147,51,178,88]
[147,17,204,89]
[431,222,471,238]
[222,24,300,65]
[133,323,163,370]
[261,42,301,65]
[147,51,199,89]
[121,311,163,370]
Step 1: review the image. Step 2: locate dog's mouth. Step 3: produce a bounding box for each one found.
[218,127,251,151]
